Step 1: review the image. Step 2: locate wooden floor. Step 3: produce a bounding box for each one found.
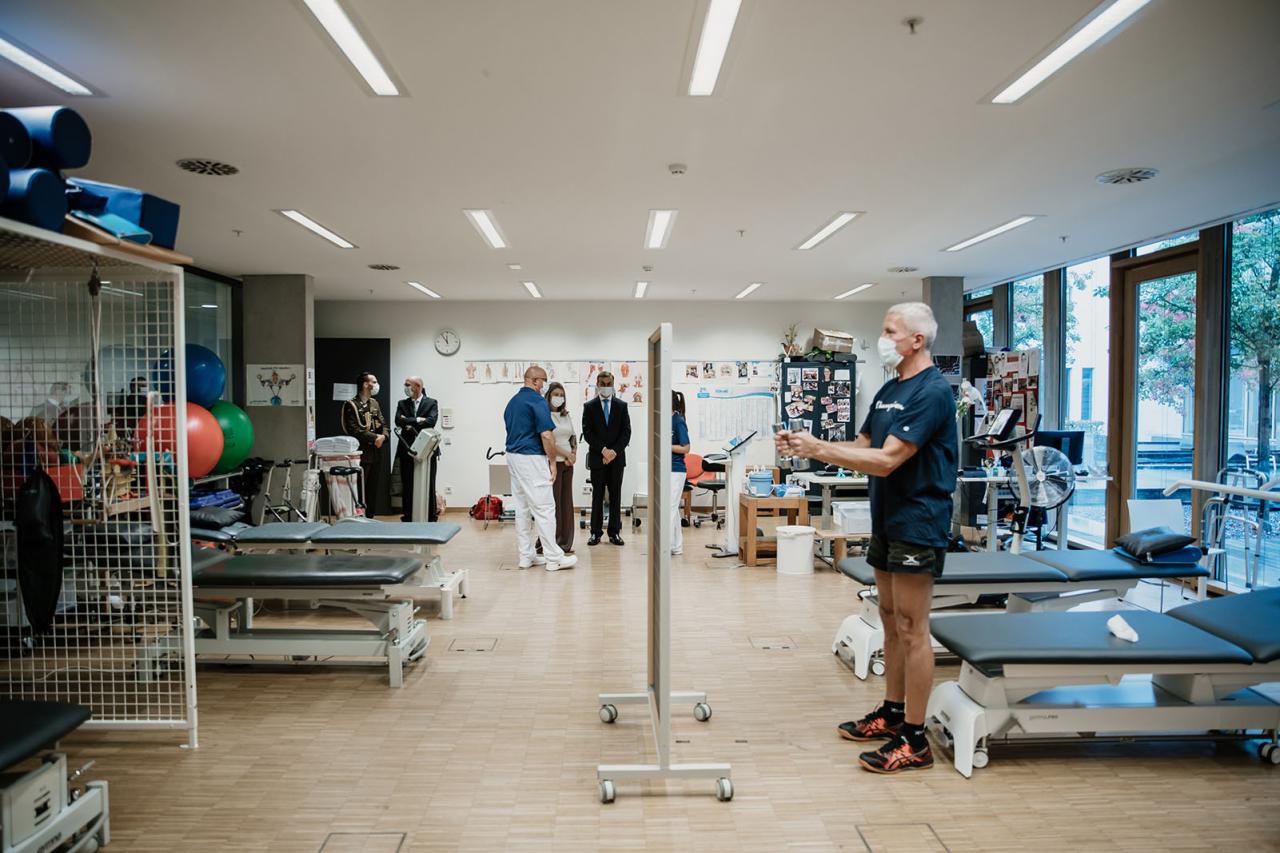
[64,518,1280,852]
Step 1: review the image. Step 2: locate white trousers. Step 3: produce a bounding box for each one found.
[670,471,686,553]
[507,453,565,563]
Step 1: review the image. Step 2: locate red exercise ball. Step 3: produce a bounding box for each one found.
[134,402,224,479]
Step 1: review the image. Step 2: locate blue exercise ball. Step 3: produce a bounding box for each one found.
[150,344,226,407]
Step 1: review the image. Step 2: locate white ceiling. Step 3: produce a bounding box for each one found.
[1,0,1278,302]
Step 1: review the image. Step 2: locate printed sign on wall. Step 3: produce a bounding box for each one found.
[247,364,304,407]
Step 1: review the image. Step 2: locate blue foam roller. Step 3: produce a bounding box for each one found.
[1,168,66,231]
[2,106,91,170]
[0,112,31,168]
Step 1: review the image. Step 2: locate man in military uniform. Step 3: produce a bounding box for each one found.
[343,372,388,515]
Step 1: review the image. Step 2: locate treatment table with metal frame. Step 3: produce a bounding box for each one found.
[192,520,469,619]
[151,549,430,688]
[831,549,1210,679]
[925,588,1280,777]
[1,701,110,853]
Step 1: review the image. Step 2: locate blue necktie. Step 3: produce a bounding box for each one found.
[603,400,609,426]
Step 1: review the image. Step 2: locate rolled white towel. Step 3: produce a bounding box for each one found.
[1107,614,1139,643]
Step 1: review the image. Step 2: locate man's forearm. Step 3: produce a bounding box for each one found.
[811,442,896,476]
[541,432,558,459]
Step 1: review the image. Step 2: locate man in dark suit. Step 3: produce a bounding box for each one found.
[395,375,440,522]
[581,371,631,546]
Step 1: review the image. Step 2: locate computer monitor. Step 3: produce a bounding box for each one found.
[1034,430,1084,466]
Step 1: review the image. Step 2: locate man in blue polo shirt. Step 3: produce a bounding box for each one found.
[777,302,956,774]
[504,365,578,571]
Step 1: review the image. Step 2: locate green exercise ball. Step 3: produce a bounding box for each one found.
[210,400,254,474]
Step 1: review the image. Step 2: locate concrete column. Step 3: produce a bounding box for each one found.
[992,283,1010,349]
[921,275,964,356]
[241,274,314,462]
[1042,268,1064,428]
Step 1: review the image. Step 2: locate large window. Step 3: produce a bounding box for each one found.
[1064,257,1111,545]
[1011,275,1044,350]
[1226,208,1280,590]
[185,270,235,400]
[1135,231,1197,256]
[964,288,995,350]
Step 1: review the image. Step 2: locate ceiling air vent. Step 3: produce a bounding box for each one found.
[368,263,400,271]
[887,266,919,274]
[176,158,239,176]
[1096,167,1158,185]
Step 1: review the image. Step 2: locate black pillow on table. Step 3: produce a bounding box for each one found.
[1115,525,1195,560]
[188,507,244,530]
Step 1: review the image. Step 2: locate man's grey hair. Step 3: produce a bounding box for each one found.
[888,302,938,350]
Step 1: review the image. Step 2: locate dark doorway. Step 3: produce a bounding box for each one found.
[315,337,391,516]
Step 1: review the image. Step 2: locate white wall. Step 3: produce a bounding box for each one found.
[314,300,895,508]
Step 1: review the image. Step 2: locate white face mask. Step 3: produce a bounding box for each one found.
[370,383,381,396]
[404,385,413,397]
[598,387,614,399]
[877,336,904,370]
[550,395,565,408]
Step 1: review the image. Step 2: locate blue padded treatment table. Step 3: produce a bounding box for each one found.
[837,552,1068,585]
[311,521,461,545]
[929,610,1255,675]
[0,701,91,770]
[1025,547,1209,581]
[231,521,329,545]
[181,551,431,688]
[192,553,422,587]
[1168,587,1280,663]
[924,588,1280,777]
[832,550,1206,680]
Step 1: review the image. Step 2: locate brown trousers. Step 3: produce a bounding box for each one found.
[553,461,575,552]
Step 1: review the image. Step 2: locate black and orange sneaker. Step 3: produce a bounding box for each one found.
[837,706,903,742]
[858,735,934,774]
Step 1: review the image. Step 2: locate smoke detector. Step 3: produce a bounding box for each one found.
[367,263,400,271]
[887,266,919,274]
[176,158,239,176]
[1096,167,1159,185]
[668,163,687,175]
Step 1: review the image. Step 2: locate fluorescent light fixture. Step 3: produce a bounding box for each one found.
[0,288,55,301]
[407,281,441,299]
[301,0,400,96]
[944,216,1038,252]
[0,34,93,95]
[645,209,677,249]
[688,0,743,96]
[834,283,876,300]
[464,209,508,249]
[992,0,1151,104]
[634,281,649,299]
[278,209,357,248]
[522,281,542,299]
[101,285,143,297]
[201,304,219,309]
[735,282,763,299]
[507,263,522,270]
[796,212,861,250]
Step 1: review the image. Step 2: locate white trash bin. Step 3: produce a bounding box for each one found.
[776,525,816,575]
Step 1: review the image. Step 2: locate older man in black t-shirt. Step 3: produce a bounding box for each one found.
[777,302,956,774]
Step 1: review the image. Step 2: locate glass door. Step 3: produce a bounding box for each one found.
[1133,271,1197,515]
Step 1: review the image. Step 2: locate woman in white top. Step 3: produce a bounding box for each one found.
[546,382,578,553]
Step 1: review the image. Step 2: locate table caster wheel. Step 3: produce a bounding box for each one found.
[1259,743,1280,764]
[971,748,990,769]
[600,780,616,804]
[715,777,733,802]
[694,520,702,528]
[579,520,586,530]
[694,702,712,722]
[599,704,618,724]
[870,659,887,677]
[633,519,641,528]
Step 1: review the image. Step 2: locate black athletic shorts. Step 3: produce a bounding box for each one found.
[866,534,946,578]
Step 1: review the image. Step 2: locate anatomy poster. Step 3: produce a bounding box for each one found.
[248,364,303,406]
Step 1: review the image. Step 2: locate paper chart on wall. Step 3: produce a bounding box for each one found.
[463,361,480,383]
[690,386,776,441]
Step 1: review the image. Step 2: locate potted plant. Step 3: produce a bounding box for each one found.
[781,323,802,358]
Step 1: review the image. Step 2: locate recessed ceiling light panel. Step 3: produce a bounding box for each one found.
[834,283,876,300]
[301,0,401,95]
[464,209,508,249]
[645,209,678,249]
[943,216,1039,252]
[277,209,356,248]
[796,212,862,250]
[735,282,763,299]
[0,33,93,95]
[688,0,743,96]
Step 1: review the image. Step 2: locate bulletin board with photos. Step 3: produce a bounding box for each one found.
[982,348,1040,430]
[779,359,856,442]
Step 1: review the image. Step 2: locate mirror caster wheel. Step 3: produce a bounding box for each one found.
[971,748,990,769]
[715,777,733,801]
[600,779,616,804]
[694,702,712,722]
[599,704,618,724]
[870,658,886,677]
